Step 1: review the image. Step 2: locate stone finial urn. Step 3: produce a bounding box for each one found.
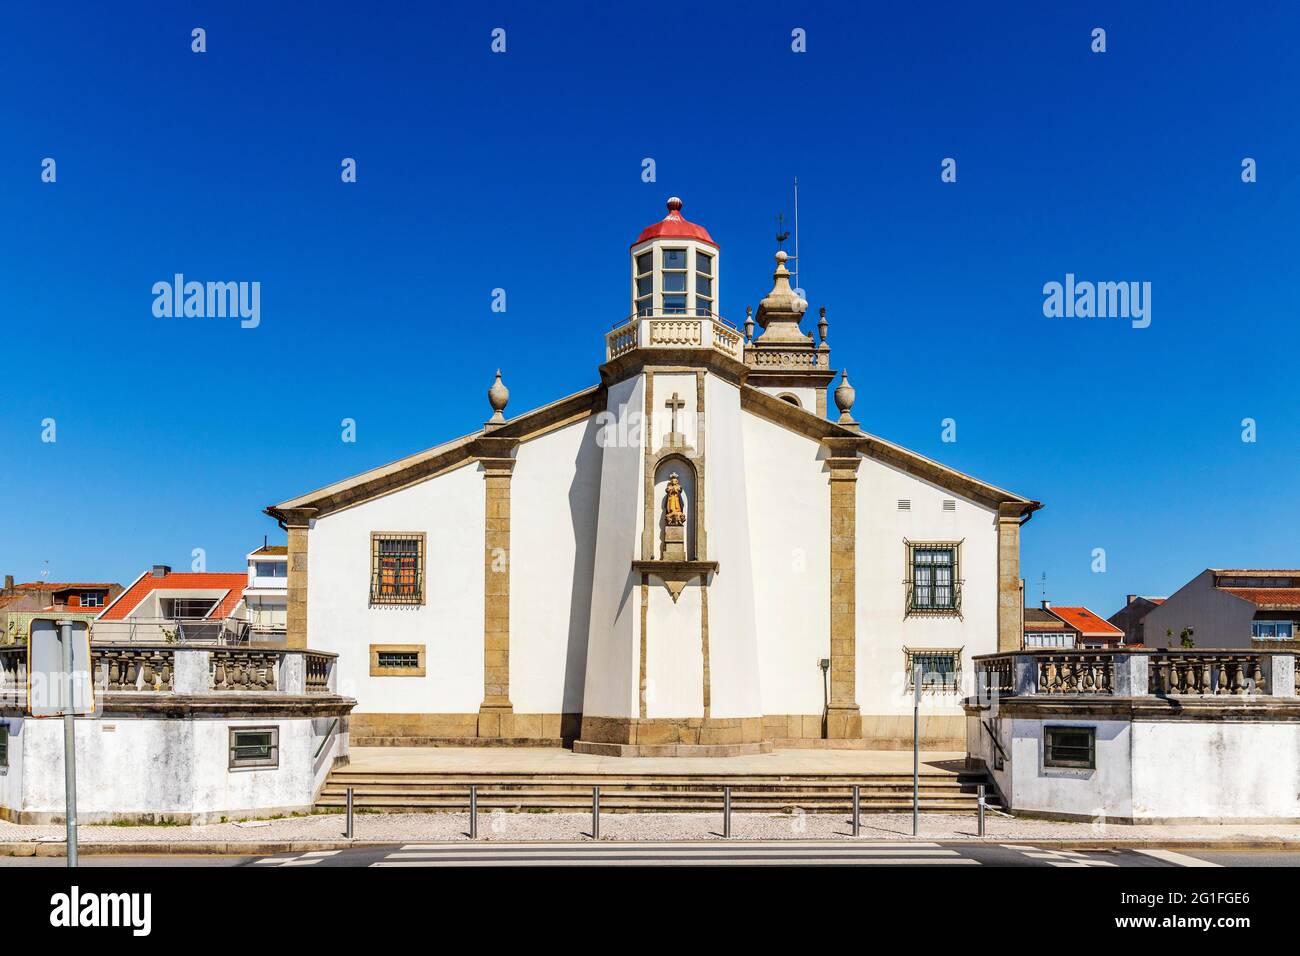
[488,369,509,423]
[834,369,857,425]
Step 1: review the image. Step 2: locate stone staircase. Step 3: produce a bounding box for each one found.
[314,768,1001,814]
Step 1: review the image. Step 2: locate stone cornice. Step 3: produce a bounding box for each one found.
[0,691,356,719]
[600,347,748,389]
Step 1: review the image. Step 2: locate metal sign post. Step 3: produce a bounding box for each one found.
[29,619,93,868]
[912,661,922,838]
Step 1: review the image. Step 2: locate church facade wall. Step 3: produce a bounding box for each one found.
[509,414,602,714]
[856,458,999,747]
[741,408,831,716]
[309,461,486,717]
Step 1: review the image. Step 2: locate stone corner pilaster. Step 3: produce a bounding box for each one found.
[477,440,518,736]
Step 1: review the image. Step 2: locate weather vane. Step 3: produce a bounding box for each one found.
[775,212,790,249]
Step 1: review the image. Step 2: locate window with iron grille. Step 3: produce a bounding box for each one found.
[905,541,962,616]
[376,651,420,669]
[370,533,425,605]
[1044,726,1095,769]
[904,648,962,693]
[0,724,7,768]
[229,727,278,770]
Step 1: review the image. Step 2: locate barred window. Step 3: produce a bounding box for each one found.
[370,533,425,605]
[0,724,7,768]
[905,648,962,693]
[905,541,962,616]
[1044,726,1095,769]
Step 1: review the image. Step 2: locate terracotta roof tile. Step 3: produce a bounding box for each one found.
[1220,587,1300,609]
[1048,606,1125,638]
[100,572,247,621]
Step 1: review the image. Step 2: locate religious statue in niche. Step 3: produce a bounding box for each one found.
[664,473,686,526]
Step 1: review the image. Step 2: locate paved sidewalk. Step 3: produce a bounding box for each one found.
[5,810,1300,855]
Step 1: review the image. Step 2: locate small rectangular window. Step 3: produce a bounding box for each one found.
[905,648,962,693]
[79,591,104,607]
[696,252,713,276]
[369,644,426,677]
[0,724,7,768]
[636,252,653,276]
[662,271,687,293]
[1252,620,1295,640]
[662,295,687,314]
[1044,726,1095,769]
[662,248,688,269]
[370,533,425,605]
[229,727,279,770]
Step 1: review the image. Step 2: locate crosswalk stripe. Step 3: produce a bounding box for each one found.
[1135,848,1222,868]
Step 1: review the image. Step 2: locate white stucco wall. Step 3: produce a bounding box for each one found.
[700,374,762,718]
[753,384,818,414]
[4,714,346,824]
[582,375,645,718]
[741,408,829,714]
[509,414,602,713]
[857,459,999,718]
[309,462,484,713]
[970,711,1300,821]
[644,581,705,717]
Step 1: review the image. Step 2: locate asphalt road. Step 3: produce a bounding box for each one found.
[5,842,1293,867]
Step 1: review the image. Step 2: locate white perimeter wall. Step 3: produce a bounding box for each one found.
[4,714,345,823]
[857,458,998,717]
[742,408,829,714]
[309,462,484,713]
[971,713,1300,821]
[510,414,603,713]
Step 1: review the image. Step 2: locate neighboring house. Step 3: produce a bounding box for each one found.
[95,565,249,643]
[245,545,288,642]
[1023,601,1125,649]
[1141,569,1300,650]
[1107,594,1166,646]
[0,576,122,644]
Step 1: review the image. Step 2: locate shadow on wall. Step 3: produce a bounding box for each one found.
[561,414,605,715]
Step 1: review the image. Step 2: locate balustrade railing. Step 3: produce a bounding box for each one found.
[973,648,1289,701]
[0,644,341,702]
[1037,653,1114,695]
[1148,653,1265,696]
[305,652,333,693]
[210,649,278,691]
[97,646,175,691]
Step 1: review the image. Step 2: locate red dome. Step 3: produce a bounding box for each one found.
[633,197,718,248]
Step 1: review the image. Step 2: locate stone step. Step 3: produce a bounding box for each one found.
[319,786,980,800]
[324,773,982,786]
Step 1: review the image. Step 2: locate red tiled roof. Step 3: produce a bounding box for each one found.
[634,198,717,247]
[1048,606,1125,637]
[100,572,248,620]
[11,582,116,591]
[1221,588,1300,609]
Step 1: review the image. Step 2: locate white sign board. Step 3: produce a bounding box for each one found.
[28,619,95,717]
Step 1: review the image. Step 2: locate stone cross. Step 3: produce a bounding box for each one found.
[664,392,685,436]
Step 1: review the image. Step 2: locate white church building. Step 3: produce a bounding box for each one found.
[267,198,1040,756]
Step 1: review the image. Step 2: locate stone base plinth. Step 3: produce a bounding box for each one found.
[572,739,773,758]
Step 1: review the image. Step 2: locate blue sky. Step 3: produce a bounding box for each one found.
[2,1,1297,617]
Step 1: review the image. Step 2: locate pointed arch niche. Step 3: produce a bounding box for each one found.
[653,455,698,560]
